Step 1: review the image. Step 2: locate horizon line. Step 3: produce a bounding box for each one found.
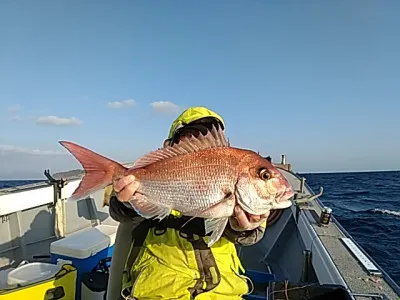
[1,168,399,181]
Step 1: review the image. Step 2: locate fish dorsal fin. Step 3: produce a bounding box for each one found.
[131,124,229,169]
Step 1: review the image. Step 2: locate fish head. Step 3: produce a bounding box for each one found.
[235,152,294,215]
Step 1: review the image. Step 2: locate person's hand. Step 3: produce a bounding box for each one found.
[113,175,140,202]
[229,205,269,231]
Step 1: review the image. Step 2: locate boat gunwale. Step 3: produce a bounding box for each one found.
[293,170,400,296]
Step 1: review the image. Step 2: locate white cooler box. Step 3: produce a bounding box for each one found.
[50,225,117,299]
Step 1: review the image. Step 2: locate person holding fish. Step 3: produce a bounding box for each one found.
[58,106,294,299]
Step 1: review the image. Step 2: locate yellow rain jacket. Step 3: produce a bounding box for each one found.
[107,106,267,299]
[107,191,267,300]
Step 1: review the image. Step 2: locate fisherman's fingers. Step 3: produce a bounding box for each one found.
[113,175,136,192]
[232,206,254,231]
[249,211,270,223]
[117,182,140,202]
[232,206,270,231]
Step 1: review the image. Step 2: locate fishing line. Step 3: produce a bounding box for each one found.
[268,282,320,299]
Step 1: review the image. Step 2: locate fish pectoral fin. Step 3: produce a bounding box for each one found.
[179,192,234,233]
[238,196,273,216]
[185,190,235,217]
[128,194,171,221]
[236,184,274,215]
[204,217,229,247]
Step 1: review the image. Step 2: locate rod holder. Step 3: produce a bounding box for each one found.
[300,177,306,193]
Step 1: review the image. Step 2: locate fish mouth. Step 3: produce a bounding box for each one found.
[271,199,292,210]
[234,183,294,216]
[282,187,295,200]
[272,188,294,210]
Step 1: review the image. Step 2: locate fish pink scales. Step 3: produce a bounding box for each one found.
[59,125,294,247]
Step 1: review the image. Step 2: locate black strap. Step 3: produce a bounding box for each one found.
[123,215,210,281]
[122,216,220,298]
[123,220,152,284]
[188,237,221,297]
[148,215,211,237]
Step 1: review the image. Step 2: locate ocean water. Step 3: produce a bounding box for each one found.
[0,180,43,189]
[1,171,399,285]
[302,171,400,286]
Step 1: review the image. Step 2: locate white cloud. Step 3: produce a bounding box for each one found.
[36,116,82,126]
[7,105,22,122]
[10,115,22,121]
[107,99,136,109]
[7,104,22,114]
[150,101,180,114]
[0,144,66,156]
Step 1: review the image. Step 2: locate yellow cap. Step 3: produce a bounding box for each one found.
[167,106,225,139]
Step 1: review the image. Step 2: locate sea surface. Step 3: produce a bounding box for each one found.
[1,171,399,286]
[302,171,400,286]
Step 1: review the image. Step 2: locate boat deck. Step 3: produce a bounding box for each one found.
[284,171,399,300]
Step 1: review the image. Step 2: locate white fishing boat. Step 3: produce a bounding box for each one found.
[0,155,398,299]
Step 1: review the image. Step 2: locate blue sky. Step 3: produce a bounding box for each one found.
[1,1,399,179]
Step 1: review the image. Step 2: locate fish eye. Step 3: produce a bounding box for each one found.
[259,169,271,180]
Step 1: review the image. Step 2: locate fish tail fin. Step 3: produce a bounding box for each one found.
[59,141,128,201]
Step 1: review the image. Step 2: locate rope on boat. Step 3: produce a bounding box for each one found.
[54,198,66,238]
